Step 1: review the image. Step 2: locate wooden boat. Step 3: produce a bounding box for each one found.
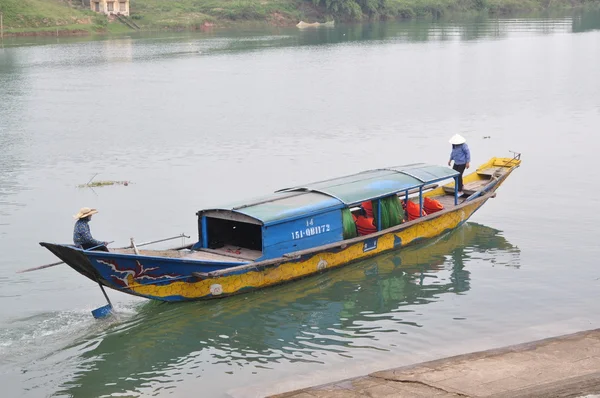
[40,154,521,303]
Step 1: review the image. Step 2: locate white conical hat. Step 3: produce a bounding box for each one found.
[449,134,466,145]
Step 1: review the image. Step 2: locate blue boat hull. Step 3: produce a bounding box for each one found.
[39,243,246,301]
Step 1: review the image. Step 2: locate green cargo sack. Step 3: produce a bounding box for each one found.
[342,208,358,239]
[373,196,404,230]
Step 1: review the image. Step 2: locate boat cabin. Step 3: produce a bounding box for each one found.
[193,164,460,261]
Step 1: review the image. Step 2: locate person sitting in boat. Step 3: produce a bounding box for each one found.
[355,208,377,236]
[448,134,471,196]
[73,207,109,252]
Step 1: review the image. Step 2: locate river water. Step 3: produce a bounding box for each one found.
[1,10,600,397]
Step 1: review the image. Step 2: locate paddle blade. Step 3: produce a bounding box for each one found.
[91,304,113,319]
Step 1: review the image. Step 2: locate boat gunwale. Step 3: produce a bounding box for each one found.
[43,246,251,266]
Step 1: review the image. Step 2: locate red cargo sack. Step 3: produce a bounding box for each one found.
[406,200,427,221]
[423,197,444,214]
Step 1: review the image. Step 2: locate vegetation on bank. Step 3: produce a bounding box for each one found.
[312,0,600,20]
[127,0,600,30]
[0,0,599,35]
[127,0,307,29]
[0,0,109,33]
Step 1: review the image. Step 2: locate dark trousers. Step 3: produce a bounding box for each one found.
[453,163,467,191]
[81,243,109,252]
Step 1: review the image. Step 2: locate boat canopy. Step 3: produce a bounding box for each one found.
[277,163,459,205]
[198,163,458,226]
[199,191,343,225]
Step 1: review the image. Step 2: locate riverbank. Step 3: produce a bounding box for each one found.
[1,0,600,37]
[270,328,600,397]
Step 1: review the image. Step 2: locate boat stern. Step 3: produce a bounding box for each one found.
[38,242,245,301]
[39,242,105,283]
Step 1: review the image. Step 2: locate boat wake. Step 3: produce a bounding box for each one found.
[0,302,140,368]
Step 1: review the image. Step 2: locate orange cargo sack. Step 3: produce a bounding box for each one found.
[406,200,427,221]
[361,201,374,218]
[423,197,444,214]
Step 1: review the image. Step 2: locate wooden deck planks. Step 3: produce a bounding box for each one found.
[477,167,504,177]
[113,247,249,263]
[200,245,262,261]
[433,194,459,208]
[185,249,249,262]
[443,179,488,195]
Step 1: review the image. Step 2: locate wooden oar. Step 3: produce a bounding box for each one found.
[17,234,191,274]
[17,260,64,273]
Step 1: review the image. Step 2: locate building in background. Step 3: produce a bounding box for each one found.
[90,0,129,16]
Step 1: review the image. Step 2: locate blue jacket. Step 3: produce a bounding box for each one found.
[73,219,103,247]
[450,144,471,165]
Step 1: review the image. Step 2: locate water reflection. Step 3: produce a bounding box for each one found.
[55,222,520,397]
[101,37,134,63]
[0,49,28,225]
[572,9,600,32]
[215,16,575,54]
[2,13,582,57]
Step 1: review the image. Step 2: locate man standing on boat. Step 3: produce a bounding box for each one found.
[73,207,109,251]
[448,134,471,196]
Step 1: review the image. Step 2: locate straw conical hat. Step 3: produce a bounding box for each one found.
[74,207,98,219]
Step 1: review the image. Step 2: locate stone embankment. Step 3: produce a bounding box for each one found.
[271,329,600,397]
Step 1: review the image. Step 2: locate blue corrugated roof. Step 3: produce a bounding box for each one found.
[235,191,343,224]
[201,163,457,224]
[278,163,458,205]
